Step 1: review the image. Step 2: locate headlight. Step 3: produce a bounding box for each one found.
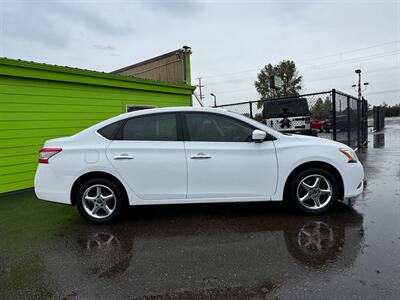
[339,148,358,163]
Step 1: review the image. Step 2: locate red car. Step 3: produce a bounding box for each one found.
[311,119,326,131]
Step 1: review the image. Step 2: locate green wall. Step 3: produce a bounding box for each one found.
[0,58,195,193]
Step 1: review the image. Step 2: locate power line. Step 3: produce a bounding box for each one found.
[199,40,400,80]
[204,51,400,88]
[364,88,400,96]
[208,64,400,96]
[301,65,400,86]
[298,40,400,64]
[302,50,400,70]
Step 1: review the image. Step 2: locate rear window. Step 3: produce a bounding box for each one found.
[263,98,309,118]
[97,120,124,140]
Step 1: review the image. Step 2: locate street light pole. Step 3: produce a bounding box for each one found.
[210,93,217,107]
[355,69,361,100]
[354,69,369,100]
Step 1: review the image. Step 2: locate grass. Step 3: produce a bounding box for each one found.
[0,191,79,295]
[0,191,78,247]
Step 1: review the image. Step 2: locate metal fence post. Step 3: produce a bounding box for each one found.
[249,101,253,119]
[361,98,367,145]
[357,99,361,148]
[332,89,337,141]
[347,96,351,147]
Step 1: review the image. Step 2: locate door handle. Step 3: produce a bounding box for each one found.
[113,154,134,160]
[190,153,212,159]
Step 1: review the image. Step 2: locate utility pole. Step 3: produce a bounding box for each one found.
[196,78,205,102]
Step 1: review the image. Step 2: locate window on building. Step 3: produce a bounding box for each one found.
[126,105,156,112]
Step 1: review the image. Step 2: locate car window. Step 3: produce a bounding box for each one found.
[97,120,124,140]
[263,98,309,118]
[122,113,177,141]
[185,113,254,142]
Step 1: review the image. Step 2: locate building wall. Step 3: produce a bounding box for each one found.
[0,58,194,193]
[112,47,191,85]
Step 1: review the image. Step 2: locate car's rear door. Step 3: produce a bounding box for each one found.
[106,113,187,200]
[182,112,278,200]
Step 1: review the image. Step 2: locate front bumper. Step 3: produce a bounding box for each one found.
[341,161,364,199]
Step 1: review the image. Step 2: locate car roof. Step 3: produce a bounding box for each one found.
[124,106,226,115]
[81,106,284,138]
[104,106,233,122]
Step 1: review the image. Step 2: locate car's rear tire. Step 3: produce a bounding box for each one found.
[76,178,125,224]
[289,168,338,214]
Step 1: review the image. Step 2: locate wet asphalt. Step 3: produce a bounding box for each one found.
[0,118,399,300]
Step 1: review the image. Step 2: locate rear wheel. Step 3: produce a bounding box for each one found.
[76,178,125,224]
[289,168,338,214]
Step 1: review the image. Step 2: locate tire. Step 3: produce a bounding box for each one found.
[289,168,338,214]
[76,178,125,224]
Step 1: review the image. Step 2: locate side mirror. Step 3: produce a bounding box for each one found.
[252,129,266,142]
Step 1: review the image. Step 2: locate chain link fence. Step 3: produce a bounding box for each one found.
[215,90,368,149]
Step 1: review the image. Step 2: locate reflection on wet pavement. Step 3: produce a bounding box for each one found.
[373,133,385,148]
[0,117,399,299]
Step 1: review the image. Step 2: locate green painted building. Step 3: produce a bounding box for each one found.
[0,55,195,194]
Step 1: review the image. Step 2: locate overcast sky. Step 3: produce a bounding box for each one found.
[1,0,399,106]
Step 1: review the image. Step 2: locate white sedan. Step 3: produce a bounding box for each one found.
[34,107,364,224]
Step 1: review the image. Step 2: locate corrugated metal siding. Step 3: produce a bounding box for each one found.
[116,52,185,84]
[112,47,192,85]
[0,58,194,193]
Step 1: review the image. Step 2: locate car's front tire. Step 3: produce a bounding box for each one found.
[76,178,125,224]
[289,168,338,214]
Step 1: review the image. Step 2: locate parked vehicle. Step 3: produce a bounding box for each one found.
[311,119,326,131]
[262,98,312,135]
[35,107,364,224]
[320,115,348,133]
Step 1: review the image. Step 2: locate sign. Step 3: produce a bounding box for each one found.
[269,75,284,90]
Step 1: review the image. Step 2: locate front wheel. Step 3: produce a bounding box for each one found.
[289,168,338,214]
[76,178,125,224]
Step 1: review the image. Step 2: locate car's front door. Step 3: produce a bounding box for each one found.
[182,112,278,200]
[106,113,187,200]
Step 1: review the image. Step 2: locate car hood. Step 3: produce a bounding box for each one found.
[284,133,348,148]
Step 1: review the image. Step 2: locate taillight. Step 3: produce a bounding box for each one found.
[305,116,310,124]
[39,148,62,164]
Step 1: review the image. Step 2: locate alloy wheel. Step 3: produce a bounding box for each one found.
[82,184,116,219]
[296,174,333,210]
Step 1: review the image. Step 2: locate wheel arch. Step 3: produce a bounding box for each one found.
[283,161,344,201]
[70,171,129,205]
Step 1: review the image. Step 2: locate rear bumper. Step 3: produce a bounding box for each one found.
[34,164,73,205]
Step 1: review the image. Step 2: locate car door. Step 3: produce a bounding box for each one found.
[182,112,278,200]
[106,113,187,200]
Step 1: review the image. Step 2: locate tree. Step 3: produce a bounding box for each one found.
[310,96,331,120]
[254,60,303,108]
[383,103,400,117]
